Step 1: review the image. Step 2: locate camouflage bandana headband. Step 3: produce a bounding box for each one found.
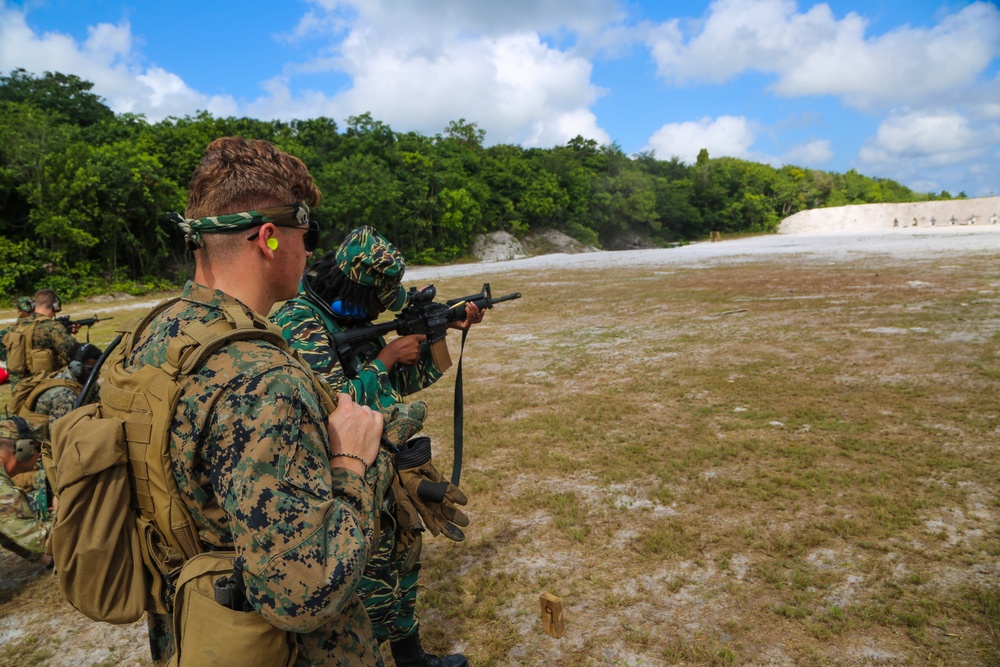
[169,203,311,251]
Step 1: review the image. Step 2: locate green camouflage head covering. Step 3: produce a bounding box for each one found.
[16,297,34,313]
[335,226,406,311]
[169,203,311,251]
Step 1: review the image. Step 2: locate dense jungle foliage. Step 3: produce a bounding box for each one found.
[0,69,957,302]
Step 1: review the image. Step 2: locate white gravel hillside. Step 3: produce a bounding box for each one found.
[778,196,1000,234]
[410,223,1000,283]
[434,197,1000,284]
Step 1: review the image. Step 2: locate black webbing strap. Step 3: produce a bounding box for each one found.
[451,328,469,486]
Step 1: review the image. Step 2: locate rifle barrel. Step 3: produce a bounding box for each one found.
[490,292,521,304]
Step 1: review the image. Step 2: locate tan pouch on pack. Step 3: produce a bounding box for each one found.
[169,551,297,667]
[3,329,27,374]
[29,348,55,373]
[45,404,148,624]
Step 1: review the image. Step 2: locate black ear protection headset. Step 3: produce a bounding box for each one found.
[68,343,100,382]
[9,415,38,464]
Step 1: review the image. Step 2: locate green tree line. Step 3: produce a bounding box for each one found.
[0,69,957,301]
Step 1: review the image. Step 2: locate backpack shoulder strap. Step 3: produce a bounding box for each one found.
[169,304,287,375]
[22,320,37,354]
[116,296,183,357]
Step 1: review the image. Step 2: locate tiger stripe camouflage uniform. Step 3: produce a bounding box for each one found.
[273,299,442,411]
[0,423,50,561]
[1,312,77,389]
[273,299,442,645]
[271,228,444,648]
[127,281,385,667]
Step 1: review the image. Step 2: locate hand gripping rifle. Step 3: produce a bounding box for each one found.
[56,315,112,342]
[304,279,520,485]
[329,283,520,379]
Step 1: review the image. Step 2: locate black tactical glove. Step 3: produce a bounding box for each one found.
[395,436,469,541]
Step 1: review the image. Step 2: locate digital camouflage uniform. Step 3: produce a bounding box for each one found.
[16,367,87,518]
[271,232,444,647]
[128,281,386,667]
[27,366,84,427]
[0,464,50,562]
[0,312,77,389]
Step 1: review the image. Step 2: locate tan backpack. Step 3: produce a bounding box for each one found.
[44,296,311,664]
[3,320,55,375]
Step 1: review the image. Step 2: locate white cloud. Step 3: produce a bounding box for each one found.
[644,115,757,163]
[0,0,614,145]
[270,0,614,146]
[782,139,832,166]
[857,109,1000,196]
[254,37,612,148]
[0,4,238,120]
[300,0,621,40]
[859,110,990,168]
[644,0,1000,110]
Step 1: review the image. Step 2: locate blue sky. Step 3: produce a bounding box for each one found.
[2,0,998,197]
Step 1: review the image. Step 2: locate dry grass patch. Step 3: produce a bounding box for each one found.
[414,257,1000,666]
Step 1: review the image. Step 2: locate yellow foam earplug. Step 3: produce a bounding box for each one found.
[267,237,279,250]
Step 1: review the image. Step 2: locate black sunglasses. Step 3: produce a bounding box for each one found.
[247,219,320,252]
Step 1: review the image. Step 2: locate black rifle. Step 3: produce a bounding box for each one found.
[304,281,520,486]
[329,283,520,379]
[56,315,112,332]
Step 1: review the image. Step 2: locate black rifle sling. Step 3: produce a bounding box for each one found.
[451,327,469,487]
[74,333,124,410]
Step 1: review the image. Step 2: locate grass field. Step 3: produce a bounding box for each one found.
[2,244,999,666]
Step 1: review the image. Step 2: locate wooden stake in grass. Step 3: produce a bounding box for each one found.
[540,593,564,638]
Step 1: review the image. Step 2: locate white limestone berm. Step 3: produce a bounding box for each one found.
[778,196,1000,234]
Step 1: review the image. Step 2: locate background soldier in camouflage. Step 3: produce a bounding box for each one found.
[23,342,102,430]
[0,298,26,385]
[0,418,52,567]
[5,343,100,517]
[272,226,483,667]
[0,296,36,372]
[1,289,78,389]
[135,137,387,666]
[15,296,34,316]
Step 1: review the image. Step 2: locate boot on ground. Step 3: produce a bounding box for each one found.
[389,631,468,667]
